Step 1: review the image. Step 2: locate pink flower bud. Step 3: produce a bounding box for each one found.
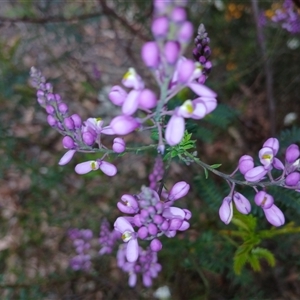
[151,16,169,37]
[62,136,75,149]
[148,223,158,236]
[120,194,138,210]
[233,192,251,214]
[150,238,162,252]
[263,204,285,227]
[254,191,274,209]
[244,166,268,182]
[141,42,160,68]
[113,137,126,153]
[178,59,195,83]
[238,155,254,175]
[263,137,279,155]
[109,85,127,106]
[64,117,75,130]
[219,197,233,225]
[285,172,300,186]
[122,90,140,115]
[171,7,187,22]
[58,149,76,165]
[99,161,117,176]
[109,115,140,135]
[273,157,284,170]
[138,89,157,110]
[138,226,148,239]
[177,21,193,42]
[164,41,180,65]
[165,114,185,146]
[46,105,55,114]
[82,131,96,146]
[285,144,300,163]
[58,102,68,114]
[47,115,56,127]
[168,181,190,201]
[169,218,183,230]
[71,114,82,128]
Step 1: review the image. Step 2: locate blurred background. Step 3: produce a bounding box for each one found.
[1,0,300,299]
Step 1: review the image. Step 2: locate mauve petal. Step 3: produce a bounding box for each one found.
[100,161,117,176]
[143,274,152,287]
[263,205,285,227]
[196,97,217,114]
[188,82,217,98]
[165,114,185,146]
[219,197,233,225]
[117,202,136,214]
[273,158,284,170]
[244,166,268,182]
[162,207,185,219]
[191,101,206,119]
[122,90,140,115]
[129,273,137,287]
[127,239,139,262]
[75,161,97,174]
[263,137,279,156]
[178,220,190,231]
[169,218,183,230]
[114,217,134,233]
[168,181,190,201]
[59,149,76,165]
[101,126,115,135]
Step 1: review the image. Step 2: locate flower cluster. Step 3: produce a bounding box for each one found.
[265,0,300,33]
[192,24,212,84]
[30,67,121,176]
[219,137,300,227]
[117,244,162,287]
[114,181,191,263]
[68,228,93,271]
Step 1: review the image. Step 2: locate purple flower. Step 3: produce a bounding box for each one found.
[285,144,300,164]
[75,160,117,176]
[233,192,251,214]
[165,113,185,146]
[109,85,127,106]
[112,137,126,153]
[258,147,274,169]
[108,115,140,135]
[263,204,285,227]
[117,194,139,214]
[168,181,190,201]
[114,217,139,262]
[138,89,157,110]
[122,68,144,90]
[142,42,160,68]
[59,149,76,165]
[238,155,254,175]
[219,196,233,225]
[263,137,279,156]
[254,191,274,209]
[244,166,268,182]
[285,172,300,186]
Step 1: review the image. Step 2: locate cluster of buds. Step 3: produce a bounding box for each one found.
[68,228,93,271]
[114,181,191,263]
[117,244,162,287]
[268,0,300,33]
[30,67,125,176]
[219,137,300,227]
[192,24,212,84]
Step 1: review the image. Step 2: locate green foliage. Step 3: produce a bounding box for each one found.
[221,213,300,275]
[278,126,300,151]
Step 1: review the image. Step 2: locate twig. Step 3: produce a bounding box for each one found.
[251,0,276,136]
